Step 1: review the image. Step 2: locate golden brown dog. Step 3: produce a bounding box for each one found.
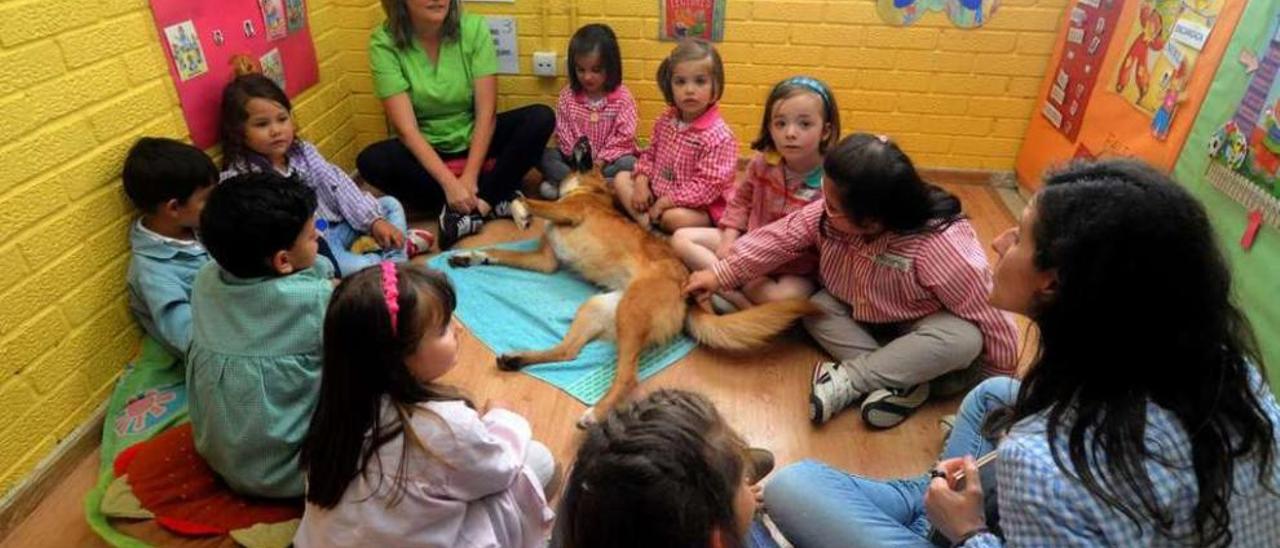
[449,140,817,424]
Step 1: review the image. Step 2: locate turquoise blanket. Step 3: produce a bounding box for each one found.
[428,239,695,404]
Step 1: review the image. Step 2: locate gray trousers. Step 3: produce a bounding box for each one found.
[803,290,985,396]
[540,149,636,183]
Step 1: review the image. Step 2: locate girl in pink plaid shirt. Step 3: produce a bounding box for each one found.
[539,24,638,199]
[614,39,738,233]
[685,134,1019,429]
[672,76,840,312]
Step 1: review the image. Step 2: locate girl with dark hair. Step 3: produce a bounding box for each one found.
[764,159,1280,547]
[557,389,776,548]
[295,263,556,546]
[359,0,555,249]
[539,23,638,198]
[218,63,431,277]
[673,76,840,312]
[686,134,1018,428]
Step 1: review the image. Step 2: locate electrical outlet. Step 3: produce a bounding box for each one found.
[532,51,557,77]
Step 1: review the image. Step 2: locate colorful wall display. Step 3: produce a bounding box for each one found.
[1041,0,1126,142]
[876,0,1000,29]
[1016,0,1244,186]
[1171,0,1280,387]
[149,0,319,148]
[1203,15,1280,229]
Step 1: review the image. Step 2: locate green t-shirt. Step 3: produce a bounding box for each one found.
[368,13,498,153]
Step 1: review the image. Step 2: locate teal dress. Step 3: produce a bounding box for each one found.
[186,261,333,498]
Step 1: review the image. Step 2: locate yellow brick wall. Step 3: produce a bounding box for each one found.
[350,0,1066,170]
[0,0,382,497]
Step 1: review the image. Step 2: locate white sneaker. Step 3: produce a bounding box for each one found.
[809,361,862,425]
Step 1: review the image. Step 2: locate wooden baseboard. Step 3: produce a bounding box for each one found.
[0,402,105,542]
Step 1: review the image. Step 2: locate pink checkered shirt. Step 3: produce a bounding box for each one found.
[719,152,822,276]
[634,104,738,218]
[554,84,638,164]
[712,201,1019,374]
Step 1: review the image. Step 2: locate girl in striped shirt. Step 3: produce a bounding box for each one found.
[539,24,638,199]
[613,39,738,233]
[672,76,839,312]
[685,134,1018,429]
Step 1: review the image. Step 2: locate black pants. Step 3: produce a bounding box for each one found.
[357,104,555,212]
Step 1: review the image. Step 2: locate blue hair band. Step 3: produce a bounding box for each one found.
[779,76,832,109]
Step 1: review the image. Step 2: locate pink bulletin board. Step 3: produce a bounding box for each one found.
[149,0,319,148]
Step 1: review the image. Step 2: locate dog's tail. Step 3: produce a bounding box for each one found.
[684,298,821,351]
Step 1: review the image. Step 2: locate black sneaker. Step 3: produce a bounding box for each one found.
[860,384,930,429]
[438,208,484,250]
[490,199,514,219]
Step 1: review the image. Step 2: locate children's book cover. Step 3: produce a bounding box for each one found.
[660,0,725,42]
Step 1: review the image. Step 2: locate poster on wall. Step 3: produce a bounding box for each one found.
[162,20,209,81]
[659,0,726,42]
[285,0,306,33]
[149,0,319,148]
[1015,0,1245,187]
[876,0,999,29]
[1041,0,1126,141]
[486,16,519,75]
[1112,0,1223,140]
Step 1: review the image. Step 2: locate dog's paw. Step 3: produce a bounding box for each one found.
[511,197,532,230]
[447,251,489,268]
[496,354,525,371]
[576,407,598,430]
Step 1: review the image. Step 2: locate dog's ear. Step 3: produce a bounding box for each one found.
[572,135,593,173]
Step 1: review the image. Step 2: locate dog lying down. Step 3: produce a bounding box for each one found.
[449,139,818,426]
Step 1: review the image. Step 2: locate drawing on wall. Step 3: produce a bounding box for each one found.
[285,0,306,33]
[164,20,209,81]
[659,0,725,42]
[259,0,288,40]
[1114,0,1223,124]
[877,0,1000,29]
[260,48,286,89]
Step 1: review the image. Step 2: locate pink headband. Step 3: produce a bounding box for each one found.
[380,261,399,334]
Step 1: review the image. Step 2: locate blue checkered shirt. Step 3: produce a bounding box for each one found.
[966,368,1280,547]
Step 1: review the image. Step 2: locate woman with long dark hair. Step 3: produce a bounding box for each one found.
[764,159,1280,546]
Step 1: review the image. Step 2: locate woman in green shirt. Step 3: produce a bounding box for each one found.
[357,0,554,249]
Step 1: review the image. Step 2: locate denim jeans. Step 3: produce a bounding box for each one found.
[763,377,1020,548]
[319,195,409,277]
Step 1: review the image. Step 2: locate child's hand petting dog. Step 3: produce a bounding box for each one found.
[683,269,722,300]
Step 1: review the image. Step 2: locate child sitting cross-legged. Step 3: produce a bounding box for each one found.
[187,172,333,498]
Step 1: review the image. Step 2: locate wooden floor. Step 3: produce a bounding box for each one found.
[1,178,1023,547]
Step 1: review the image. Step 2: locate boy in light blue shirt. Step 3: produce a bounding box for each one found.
[123,137,217,359]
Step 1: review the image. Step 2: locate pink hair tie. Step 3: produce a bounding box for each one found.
[876,134,890,143]
[380,261,400,334]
